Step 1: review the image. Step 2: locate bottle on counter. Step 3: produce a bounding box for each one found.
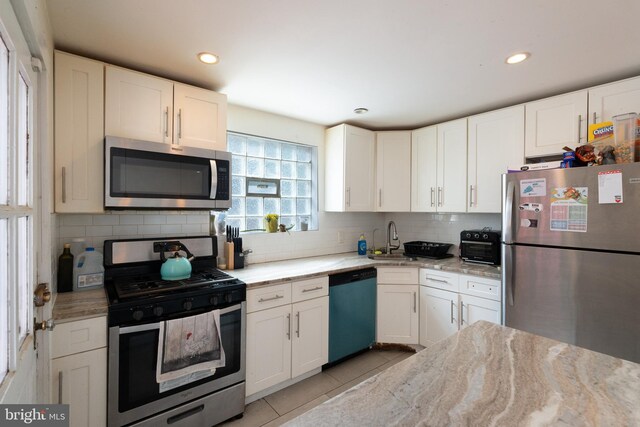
[73,247,104,291]
[57,243,74,293]
[358,233,367,255]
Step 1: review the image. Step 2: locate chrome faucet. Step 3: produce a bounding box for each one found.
[386,221,400,254]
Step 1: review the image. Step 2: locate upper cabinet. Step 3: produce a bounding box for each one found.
[411,120,467,213]
[524,90,588,158]
[468,106,524,213]
[324,124,375,212]
[105,66,227,151]
[376,131,411,212]
[54,51,105,213]
[588,76,640,125]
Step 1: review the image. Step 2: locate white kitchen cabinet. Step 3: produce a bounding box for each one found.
[437,118,468,212]
[51,316,107,427]
[105,66,227,150]
[54,51,105,213]
[468,106,524,213]
[525,90,588,158]
[105,66,174,144]
[376,131,411,212]
[246,277,329,397]
[588,76,640,125]
[376,268,419,345]
[173,83,227,150]
[325,124,376,211]
[419,269,501,346]
[411,125,437,212]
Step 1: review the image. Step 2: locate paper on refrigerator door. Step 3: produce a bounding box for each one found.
[549,187,588,232]
[598,170,623,204]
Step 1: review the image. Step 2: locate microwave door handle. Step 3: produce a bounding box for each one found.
[209,160,218,199]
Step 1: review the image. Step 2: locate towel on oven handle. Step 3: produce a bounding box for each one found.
[156,309,226,384]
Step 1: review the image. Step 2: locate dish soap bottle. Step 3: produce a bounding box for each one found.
[358,233,367,255]
[57,243,74,293]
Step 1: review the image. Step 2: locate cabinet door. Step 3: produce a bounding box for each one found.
[377,284,419,344]
[411,126,438,212]
[105,66,173,143]
[51,348,107,427]
[54,51,104,213]
[525,90,588,157]
[589,77,640,125]
[376,131,411,212]
[291,296,328,377]
[437,118,467,212]
[460,294,501,328]
[468,106,524,213]
[419,286,458,347]
[174,84,227,150]
[246,305,292,396]
[344,125,376,211]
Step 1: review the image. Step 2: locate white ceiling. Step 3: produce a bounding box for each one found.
[47,0,640,130]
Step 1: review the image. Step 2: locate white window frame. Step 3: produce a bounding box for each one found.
[0,9,36,388]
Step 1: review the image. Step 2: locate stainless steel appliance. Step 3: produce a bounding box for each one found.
[460,229,501,265]
[502,162,640,363]
[105,136,231,210]
[105,236,246,426]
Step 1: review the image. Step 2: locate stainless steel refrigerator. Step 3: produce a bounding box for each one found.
[502,162,640,363]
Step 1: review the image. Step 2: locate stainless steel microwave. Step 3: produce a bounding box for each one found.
[104,136,231,210]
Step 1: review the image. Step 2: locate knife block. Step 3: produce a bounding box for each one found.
[234,252,244,269]
[224,242,234,270]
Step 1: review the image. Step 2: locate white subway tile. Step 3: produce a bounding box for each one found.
[119,214,144,225]
[161,225,182,235]
[181,224,201,233]
[59,226,86,238]
[62,215,93,226]
[138,225,162,235]
[85,226,113,237]
[186,214,208,224]
[144,214,167,225]
[165,215,187,225]
[113,225,139,236]
[93,215,120,226]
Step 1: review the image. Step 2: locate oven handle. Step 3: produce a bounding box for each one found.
[209,160,218,199]
[118,303,242,334]
[167,404,204,424]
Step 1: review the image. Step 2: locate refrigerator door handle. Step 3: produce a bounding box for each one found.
[503,178,516,244]
[504,243,515,306]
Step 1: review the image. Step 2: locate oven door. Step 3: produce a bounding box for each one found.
[105,136,231,210]
[107,303,245,427]
[460,241,500,265]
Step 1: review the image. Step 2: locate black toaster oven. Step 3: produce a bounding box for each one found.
[460,229,501,265]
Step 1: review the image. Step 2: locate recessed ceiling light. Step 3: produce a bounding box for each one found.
[506,52,530,65]
[354,107,369,114]
[198,52,219,64]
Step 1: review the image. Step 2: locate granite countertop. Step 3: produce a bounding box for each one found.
[286,321,640,426]
[52,288,108,322]
[230,252,501,288]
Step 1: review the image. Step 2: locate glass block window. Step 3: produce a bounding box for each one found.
[227,132,317,232]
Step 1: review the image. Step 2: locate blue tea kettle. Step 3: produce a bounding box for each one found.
[160,242,195,281]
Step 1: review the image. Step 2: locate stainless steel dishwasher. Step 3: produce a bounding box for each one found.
[327,268,377,364]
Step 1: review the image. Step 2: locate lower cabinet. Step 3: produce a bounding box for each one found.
[419,270,501,347]
[376,268,419,345]
[51,316,107,427]
[246,277,329,397]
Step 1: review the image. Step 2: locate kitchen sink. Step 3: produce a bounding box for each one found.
[367,253,417,261]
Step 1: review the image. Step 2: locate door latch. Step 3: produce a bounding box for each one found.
[33,283,51,307]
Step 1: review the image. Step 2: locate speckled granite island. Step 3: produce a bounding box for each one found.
[285,321,640,427]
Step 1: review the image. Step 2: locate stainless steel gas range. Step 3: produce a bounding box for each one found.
[104,236,246,427]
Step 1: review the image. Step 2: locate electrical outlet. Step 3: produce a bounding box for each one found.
[337,231,344,244]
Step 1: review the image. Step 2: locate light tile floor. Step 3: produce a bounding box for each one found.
[218,349,416,427]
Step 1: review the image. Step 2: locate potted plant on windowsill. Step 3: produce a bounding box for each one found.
[264,214,279,233]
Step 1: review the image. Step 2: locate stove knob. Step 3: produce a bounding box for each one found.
[183,300,193,311]
[210,295,220,306]
[482,234,489,240]
[225,292,233,303]
[465,233,471,239]
[132,309,144,321]
[473,233,480,239]
[153,306,164,317]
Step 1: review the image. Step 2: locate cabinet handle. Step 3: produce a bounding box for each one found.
[469,185,474,208]
[413,292,417,313]
[164,107,169,137]
[430,187,435,207]
[378,189,382,208]
[346,187,350,208]
[437,187,443,207]
[296,312,300,338]
[178,108,183,141]
[61,167,66,203]
[577,114,583,143]
[258,294,284,303]
[302,286,323,293]
[450,300,455,324]
[58,371,63,404]
[593,112,597,124]
[286,313,291,340]
[426,277,448,284]
[460,301,465,325]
